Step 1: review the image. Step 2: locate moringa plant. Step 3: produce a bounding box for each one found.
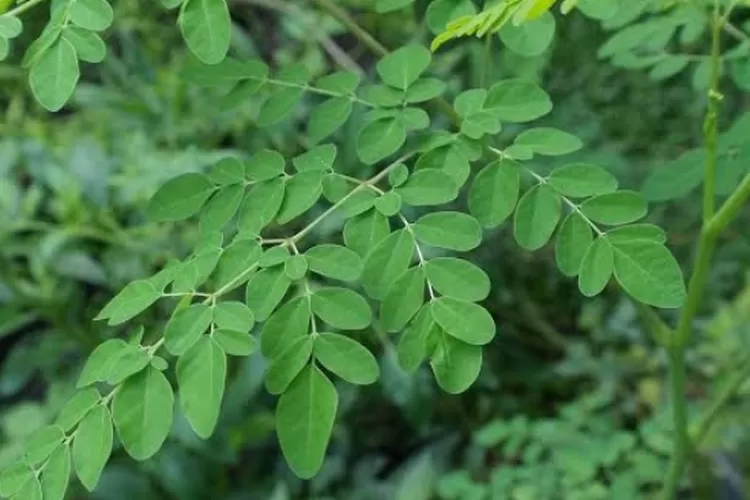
[0,0,749,498]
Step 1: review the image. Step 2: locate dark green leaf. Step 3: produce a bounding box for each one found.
[344,210,391,257]
[276,365,337,479]
[73,406,112,491]
[555,213,594,277]
[164,303,213,356]
[284,255,308,281]
[513,183,561,250]
[311,287,372,330]
[362,229,414,299]
[430,298,495,345]
[469,160,520,228]
[308,98,353,144]
[430,333,482,394]
[112,367,174,461]
[245,267,291,321]
[612,241,686,308]
[381,268,425,332]
[548,163,618,198]
[277,171,323,224]
[29,39,80,112]
[265,337,313,394]
[147,173,215,222]
[213,329,258,356]
[261,297,310,358]
[176,337,226,438]
[578,237,614,297]
[357,118,407,165]
[396,169,458,206]
[305,244,363,282]
[214,301,255,332]
[424,258,490,302]
[580,191,647,225]
[314,333,379,384]
[412,211,482,251]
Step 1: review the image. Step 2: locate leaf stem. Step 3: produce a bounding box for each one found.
[3,0,47,18]
[312,0,389,57]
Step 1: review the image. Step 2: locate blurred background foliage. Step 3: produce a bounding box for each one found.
[1,0,750,498]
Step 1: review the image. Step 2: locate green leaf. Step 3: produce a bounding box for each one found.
[73,405,112,491]
[640,149,703,202]
[265,337,313,394]
[375,191,402,216]
[260,246,290,267]
[56,388,101,431]
[339,190,378,217]
[214,301,255,332]
[578,237,614,297]
[426,0,476,34]
[276,364,337,479]
[513,183,561,250]
[0,38,8,61]
[376,45,431,90]
[150,356,168,371]
[396,169,458,206]
[246,267,291,321]
[284,255,308,281]
[405,78,446,103]
[430,298,495,345]
[68,0,113,31]
[245,149,285,181]
[0,463,33,497]
[312,287,372,330]
[415,145,470,188]
[112,367,174,461]
[176,337,226,438]
[0,16,22,38]
[104,345,151,385]
[209,157,245,185]
[650,55,690,80]
[29,39,79,112]
[308,97,353,144]
[363,84,405,107]
[164,303,213,356]
[484,79,552,122]
[469,160,520,228]
[357,118,407,165]
[314,333,379,384]
[397,107,430,131]
[305,244,363,282]
[147,172,215,222]
[316,71,360,93]
[178,0,231,64]
[277,171,323,224]
[514,127,583,156]
[555,213,594,277]
[612,241,686,308]
[181,56,267,86]
[40,445,70,500]
[213,329,258,356]
[363,229,414,299]
[375,0,413,13]
[430,333,482,394]
[397,306,436,372]
[547,163,618,198]
[261,297,310,358]
[388,163,410,187]
[25,426,64,466]
[604,224,666,244]
[238,179,285,234]
[76,339,129,387]
[344,210,391,257]
[499,11,555,56]
[213,238,262,291]
[381,268,425,332]
[580,191,647,225]
[425,258,490,302]
[62,27,106,63]
[95,280,160,326]
[293,144,337,172]
[10,476,41,500]
[257,64,310,126]
[413,211,482,251]
[199,184,244,232]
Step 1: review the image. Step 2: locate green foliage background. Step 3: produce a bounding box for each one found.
[2,0,750,498]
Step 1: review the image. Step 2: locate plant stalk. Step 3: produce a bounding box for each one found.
[660,2,724,498]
